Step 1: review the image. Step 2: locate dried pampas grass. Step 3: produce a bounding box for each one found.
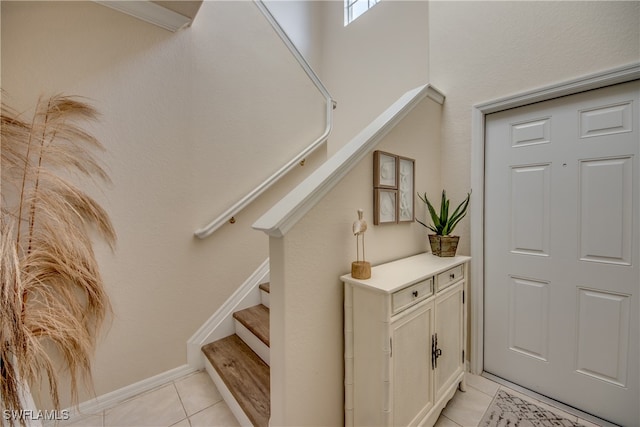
[1,95,115,425]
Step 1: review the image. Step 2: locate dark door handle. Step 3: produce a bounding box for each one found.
[432,333,443,369]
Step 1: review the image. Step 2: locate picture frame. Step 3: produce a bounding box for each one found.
[374,189,397,225]
[397,156,415,222]
[373,150,415,225]
[374,151,398,189]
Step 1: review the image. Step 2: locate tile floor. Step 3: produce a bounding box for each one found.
[60,371,239,427]
[60,370,602,427]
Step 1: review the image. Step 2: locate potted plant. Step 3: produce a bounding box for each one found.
[417,190,470,257]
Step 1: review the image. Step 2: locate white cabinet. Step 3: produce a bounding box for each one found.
[390,299,435,426]
[343,253,470,427]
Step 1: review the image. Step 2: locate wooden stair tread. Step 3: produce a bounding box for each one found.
[202,335,270,427]
[259,282,270,293]
[233,304,270,347]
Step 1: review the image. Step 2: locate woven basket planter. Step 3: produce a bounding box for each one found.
[429,235,459,257]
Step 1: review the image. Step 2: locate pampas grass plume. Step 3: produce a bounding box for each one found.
[1,95,115,425]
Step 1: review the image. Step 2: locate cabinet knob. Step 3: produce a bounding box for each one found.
[412,290,419,298]
[450,273,455,280]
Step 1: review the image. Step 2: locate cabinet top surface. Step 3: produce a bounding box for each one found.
[341,253,470,293]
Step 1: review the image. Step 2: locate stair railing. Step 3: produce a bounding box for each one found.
[194,0,335,239]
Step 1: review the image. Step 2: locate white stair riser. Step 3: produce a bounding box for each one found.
[203,358,253,427]
[260,289,270,308]
[188,259,268,369]
[234,320,270,366]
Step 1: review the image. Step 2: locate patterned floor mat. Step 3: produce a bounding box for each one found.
[479,390,586,427]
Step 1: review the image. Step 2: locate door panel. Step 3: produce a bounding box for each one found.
[508,276,550,361]
[576,288,630,387]
[434,283,464,398]
[511,117,551,147]
[484,81,639,427]
[580,102,633,138]
[510,164,551,256]
[579,157,633,265]
[391,303,434,426]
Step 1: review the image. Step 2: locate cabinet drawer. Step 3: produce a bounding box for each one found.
[392,278,433,314]
[436,265,464,292]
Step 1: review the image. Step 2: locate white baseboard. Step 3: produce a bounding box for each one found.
[187,258,270,369]
[53,364,197,424]
[43,261,270,425]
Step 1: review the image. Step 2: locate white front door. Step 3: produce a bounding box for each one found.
[484,80,639,426]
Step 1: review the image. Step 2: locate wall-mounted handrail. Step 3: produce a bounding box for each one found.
[194,0,335,239]
[253,84,445,238]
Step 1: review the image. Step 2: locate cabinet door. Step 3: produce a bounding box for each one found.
[434,282,464,398]
[390,301,434,426]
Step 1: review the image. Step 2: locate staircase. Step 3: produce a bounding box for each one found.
[202,282,271,427]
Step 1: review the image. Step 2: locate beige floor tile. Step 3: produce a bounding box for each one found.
[188,401,240,427]
[61,413,104,427]
[465,373,500,397]
[169,419,191,427]
[442,387,493,427]
[578,417,602,427]
[434,414,461,427]
[104,384,187,426]
[174,371,223,416]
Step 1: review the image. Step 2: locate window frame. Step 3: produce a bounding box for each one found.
[344,0,379,26]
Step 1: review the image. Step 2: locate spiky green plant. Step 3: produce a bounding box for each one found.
[417,190,471,236]
[1,94,115,425]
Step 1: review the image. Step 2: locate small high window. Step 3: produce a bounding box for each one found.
[344,0,379,26]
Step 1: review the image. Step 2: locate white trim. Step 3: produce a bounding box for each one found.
[204,358,253,427]
[234,320,270,366]
[470,62,640,375]
[60,364,197,422]
[253,84,445,237]
[54,259,270,424]
[469,105,486,375]
[19,381,43,427]
[186,258,270,369]
[93,1,193,32]
[260,286,270,308]
[344,0,380,26]
[475,62,640,115]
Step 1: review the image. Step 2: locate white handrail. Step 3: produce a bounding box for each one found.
[194,0,334,239]
[253,84,445,238]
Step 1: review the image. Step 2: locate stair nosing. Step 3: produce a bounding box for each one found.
[233,304,270,347]
[202,335,270,427]
[259,282,270,294]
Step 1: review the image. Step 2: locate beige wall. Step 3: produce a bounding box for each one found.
[316,0,430,155]
[269,97,442,426]
[266,0,430,156]
[429,0,640,255]
[264,1,324,70]
[1,0,326,407]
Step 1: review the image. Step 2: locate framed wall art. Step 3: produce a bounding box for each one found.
[374,151,397,189]
[373,150,415,225]
[374,189,397,225]
[398,156,415,222]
